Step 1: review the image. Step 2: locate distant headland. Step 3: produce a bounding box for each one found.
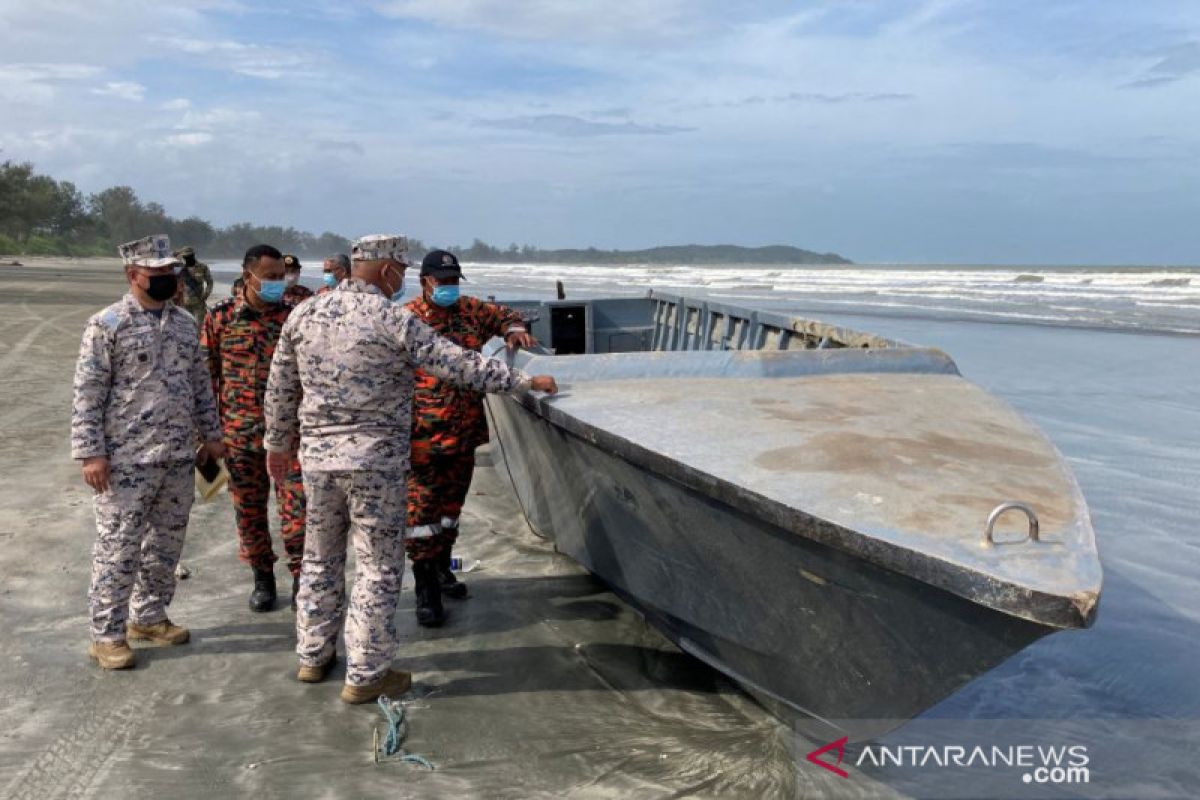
[454,241,852,266]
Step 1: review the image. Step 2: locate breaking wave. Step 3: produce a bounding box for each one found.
[209,261,1200,336]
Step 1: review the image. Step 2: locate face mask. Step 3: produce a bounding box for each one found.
[145,273,178,302]
[322,273,338,288]
[255,276,287,304]
[383,265,406,303]
[431,285,460,307]
[285,274,299,287]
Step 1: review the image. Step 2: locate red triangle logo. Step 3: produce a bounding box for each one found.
[806,736,849,778]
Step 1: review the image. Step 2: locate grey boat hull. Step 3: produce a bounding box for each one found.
[486,393,1049,741]
[482,293,1098,739]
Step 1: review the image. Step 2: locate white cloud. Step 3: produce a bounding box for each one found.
[476,114,692,137]
[0,62,102,103]
[165,131,215,147]
[91,80,146,101]
[178,107,261,130]
[0,1,219,64]
[162,97,192,110]
[160,36,318,79]
[373,0,705,42]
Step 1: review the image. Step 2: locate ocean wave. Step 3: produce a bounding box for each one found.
[211,260,1200,335]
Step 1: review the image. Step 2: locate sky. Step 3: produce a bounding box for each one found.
[1,0,1199,264]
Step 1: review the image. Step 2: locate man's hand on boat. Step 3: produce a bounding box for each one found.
[529,375,558,394]
[505,329,537,350]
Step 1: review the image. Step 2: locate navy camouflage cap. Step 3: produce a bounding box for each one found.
[351,234,408,262]
[119,234,179,268]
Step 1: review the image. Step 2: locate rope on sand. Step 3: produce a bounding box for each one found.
[374,695,435,770]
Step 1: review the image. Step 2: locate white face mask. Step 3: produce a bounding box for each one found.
[285,273,299,287]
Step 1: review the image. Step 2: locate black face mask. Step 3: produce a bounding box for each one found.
[145,274,178,302]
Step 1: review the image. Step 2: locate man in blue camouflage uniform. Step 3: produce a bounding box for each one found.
[71,234,224,670]
[264,234,558,704]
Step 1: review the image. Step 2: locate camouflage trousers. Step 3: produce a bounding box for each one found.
[297,469,407,686]
[405,449,475,562]
[226,446,306,576]
[89,460,193,642]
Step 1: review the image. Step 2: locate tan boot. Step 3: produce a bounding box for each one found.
[126,619,190,645]
[297,654,337,684]
[340,669,412,704]
[88,640,136,670]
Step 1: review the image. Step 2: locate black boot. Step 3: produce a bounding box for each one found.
[290,573,300,612]
[437,548,468,599]
[412,560,445,627]
[249,567,277,612]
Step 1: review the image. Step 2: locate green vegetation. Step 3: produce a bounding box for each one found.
[1,161,851,265]
[0,161,355,259]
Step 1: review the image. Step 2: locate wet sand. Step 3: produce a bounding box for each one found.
[0,259,878,798]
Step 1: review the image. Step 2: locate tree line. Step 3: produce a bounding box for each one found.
[1,160,850,265]
[0,160,363,259]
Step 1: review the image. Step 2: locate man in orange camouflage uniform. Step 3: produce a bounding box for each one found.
[404,250,536,626]
[201,244,306,612]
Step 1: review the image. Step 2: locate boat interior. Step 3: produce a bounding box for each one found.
[503,291,910,357]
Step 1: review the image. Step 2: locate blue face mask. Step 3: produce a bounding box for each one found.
[256,278,286,304]
[389,277,407,303]
[383,265,407,303]
[322,273,338,288]
[431,285,460,307]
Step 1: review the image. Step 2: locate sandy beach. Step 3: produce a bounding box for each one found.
[0,258,853,798]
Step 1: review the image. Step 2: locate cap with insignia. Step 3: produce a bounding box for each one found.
[351,234,409,263]
[420,249,466,281]
[283,254,302,270]
[119,234,179,268]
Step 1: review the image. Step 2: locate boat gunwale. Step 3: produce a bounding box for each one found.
[489,347,1100,630]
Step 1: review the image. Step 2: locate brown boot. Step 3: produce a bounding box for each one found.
[127,619,190,645]
[340,669,412,705]
[88,640,136,670]
[297,654,337,684]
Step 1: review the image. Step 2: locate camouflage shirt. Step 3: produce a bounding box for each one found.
[405,294,525,455]
[284,283,314,304]
[201,295,297,451]
[71,293,221,464]
[264,278,531,473]
[179,260,214,305]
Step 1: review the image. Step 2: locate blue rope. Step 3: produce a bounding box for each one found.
[376,695,435,770]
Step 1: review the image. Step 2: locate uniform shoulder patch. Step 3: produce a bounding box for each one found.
[98,307,122,332]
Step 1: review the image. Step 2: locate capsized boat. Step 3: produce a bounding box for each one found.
[483,292,1101,740]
